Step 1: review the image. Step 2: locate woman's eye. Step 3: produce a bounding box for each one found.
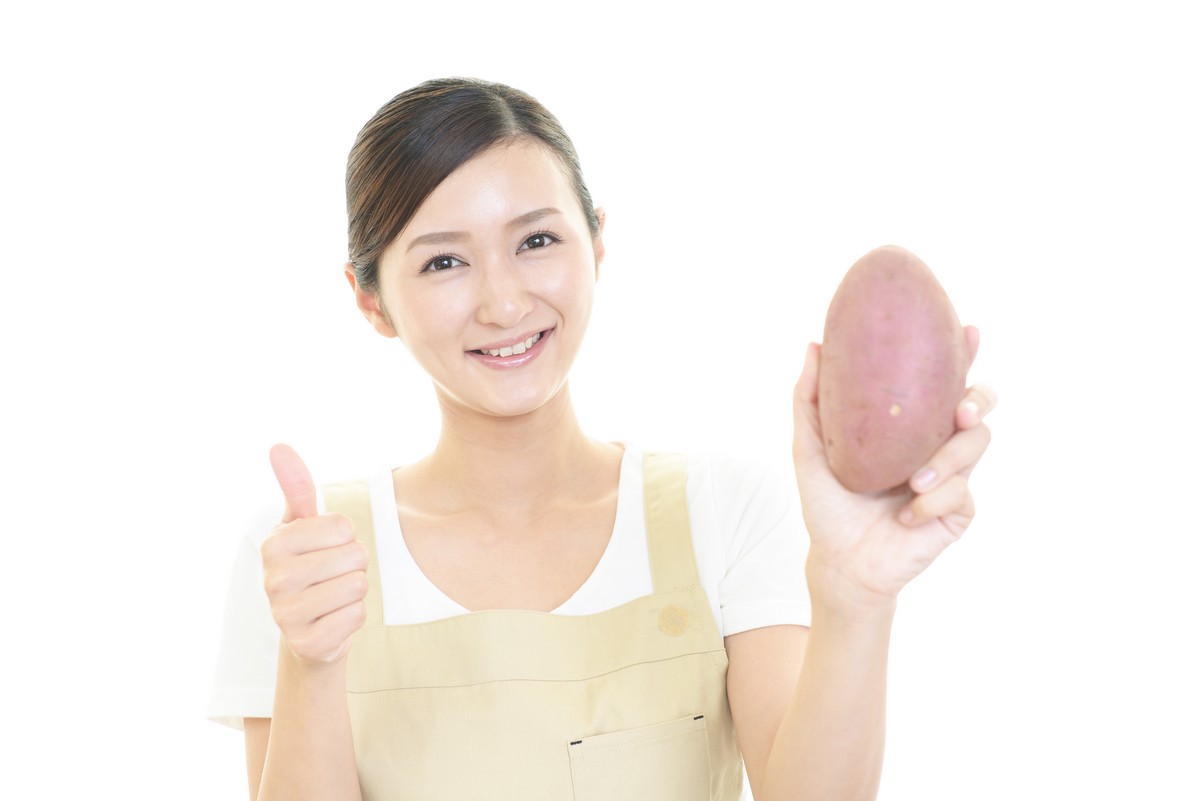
[421,254,463,273]
[520,231,560,251]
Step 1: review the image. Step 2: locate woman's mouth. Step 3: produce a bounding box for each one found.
[472,330,543,358]
[467,328,552,368]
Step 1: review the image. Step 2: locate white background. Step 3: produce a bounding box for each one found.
[2,1,1197,798]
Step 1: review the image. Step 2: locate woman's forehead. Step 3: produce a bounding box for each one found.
[400,141,579,239]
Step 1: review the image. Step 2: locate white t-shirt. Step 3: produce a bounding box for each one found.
[208,448,811,729]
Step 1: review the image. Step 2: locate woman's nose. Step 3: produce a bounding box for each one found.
[474,256,534,329]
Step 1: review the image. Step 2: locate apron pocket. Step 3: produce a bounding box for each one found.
[568,714,711,801]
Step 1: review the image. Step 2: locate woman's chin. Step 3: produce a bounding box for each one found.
[435,382,571,422]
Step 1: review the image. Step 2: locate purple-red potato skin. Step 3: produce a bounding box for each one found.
[818,246,968,494]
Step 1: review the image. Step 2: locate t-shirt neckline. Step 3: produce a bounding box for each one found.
[372,446,641,621]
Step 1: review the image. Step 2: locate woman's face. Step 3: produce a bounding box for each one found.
[355,140,605,419]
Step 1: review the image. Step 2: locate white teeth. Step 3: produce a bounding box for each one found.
[480,331,542,358]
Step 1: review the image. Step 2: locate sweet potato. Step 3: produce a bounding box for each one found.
[818,246,967,493]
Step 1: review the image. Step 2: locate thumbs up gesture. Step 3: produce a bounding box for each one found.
[260,444,369,667]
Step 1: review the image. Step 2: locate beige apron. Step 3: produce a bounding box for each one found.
[322,452,743,800]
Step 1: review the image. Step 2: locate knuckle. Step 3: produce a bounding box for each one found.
[328,513,355,540]
[950,475,971,502]
[976,422,992,448]
[262,560,299,598]
[269,604,293,633]
[262,556,305,599]
[976,383,1000,407]
[259,533,283,562]
[262,571,285,599]
[272,595,301,626]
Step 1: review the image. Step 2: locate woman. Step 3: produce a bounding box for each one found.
[210,78,994,801]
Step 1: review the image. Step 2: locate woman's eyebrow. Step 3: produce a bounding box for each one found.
[408,206,566,253]
[405,208,563,253]
[508,207,561,228]
[406,230,466,252]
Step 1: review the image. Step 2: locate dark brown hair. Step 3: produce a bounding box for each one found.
[346,77,600,293]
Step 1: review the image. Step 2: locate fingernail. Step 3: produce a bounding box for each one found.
[912,468,936,490]
[961,400,980,423]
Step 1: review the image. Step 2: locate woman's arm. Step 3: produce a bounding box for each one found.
[729,335,994,801]
[247,445,369,801]
[249,652,362,801]
[728,613,890,801]
[245,718,268,800]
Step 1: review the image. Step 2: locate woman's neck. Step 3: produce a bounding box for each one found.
[412,384,618,517]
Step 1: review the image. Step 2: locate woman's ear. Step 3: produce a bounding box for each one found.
[345,263,399,338]
[592,207,607,279]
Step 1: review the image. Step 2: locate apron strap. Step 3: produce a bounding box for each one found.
[327,454,700,626]
[323,481,383,628]
[642,452,703,594]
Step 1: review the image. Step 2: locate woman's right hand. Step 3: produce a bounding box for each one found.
[262,444,369,668]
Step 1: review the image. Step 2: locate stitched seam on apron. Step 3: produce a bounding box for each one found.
[345,648,730,693]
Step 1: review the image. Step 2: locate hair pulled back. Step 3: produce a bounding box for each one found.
[347,78,600,294]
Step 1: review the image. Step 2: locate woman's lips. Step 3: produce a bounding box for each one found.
[467,328,552,368]
[473,330,543,358]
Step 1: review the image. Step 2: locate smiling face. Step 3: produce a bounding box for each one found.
[351,140,605,419]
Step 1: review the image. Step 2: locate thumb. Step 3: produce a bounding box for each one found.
[792,343,827,471]
[269,443,317,522]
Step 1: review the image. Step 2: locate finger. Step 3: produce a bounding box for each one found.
[261,514,356,561]
[273,570,369,632]
[964,325,980,367]
[909,423,991,493]
[298,540,369,587]
[955,382,1000,430]
[794,342,820,409]
[270,443,317,522]
[900,474,975,530]
[262,537,366,598]
[290,600,368,664]
[300,571,369,631]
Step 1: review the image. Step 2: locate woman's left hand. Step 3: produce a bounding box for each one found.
[792,326,997,611]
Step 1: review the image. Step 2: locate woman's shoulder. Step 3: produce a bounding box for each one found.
[624,444,790,478]
[687,449,792,487]
[636,446,810,633]
[621,445,800,527]
[649,447,797,507]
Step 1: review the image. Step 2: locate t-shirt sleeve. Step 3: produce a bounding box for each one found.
[701,453,811,636]
[207,505,281,730]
